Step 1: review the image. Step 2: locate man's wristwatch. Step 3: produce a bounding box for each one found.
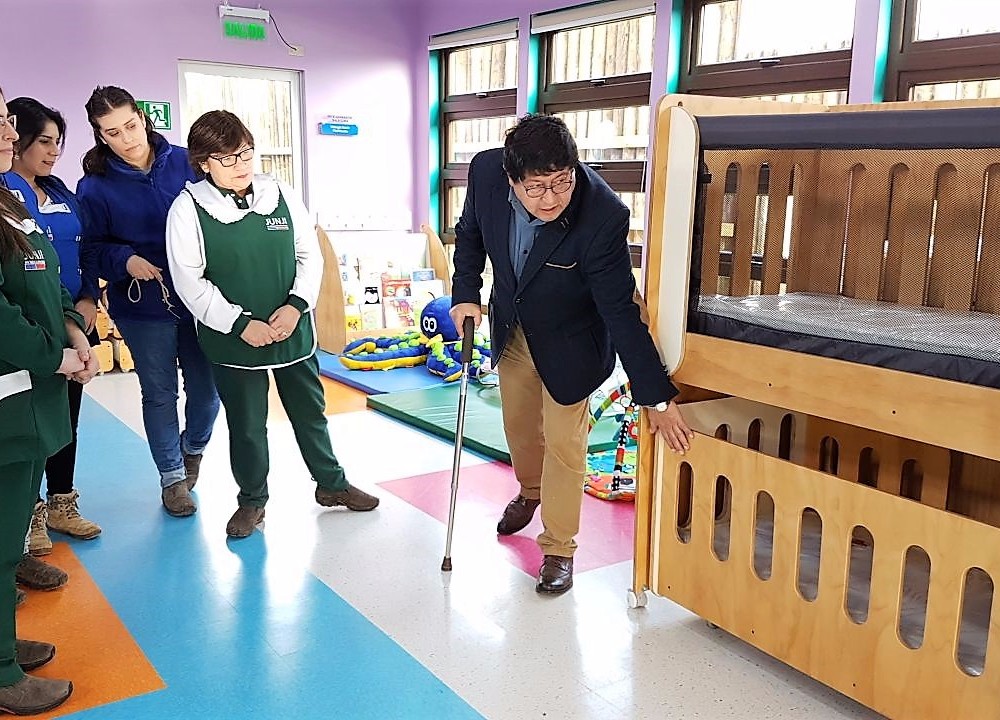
[652,401,669,412]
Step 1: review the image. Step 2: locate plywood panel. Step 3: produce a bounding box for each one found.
[672,334,1000,463]
[928,163,988,311]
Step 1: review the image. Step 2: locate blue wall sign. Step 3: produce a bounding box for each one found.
[319,122,358,136]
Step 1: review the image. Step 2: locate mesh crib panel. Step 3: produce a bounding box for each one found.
[690,134,1000,387]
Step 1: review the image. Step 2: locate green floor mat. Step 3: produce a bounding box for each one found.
[367,384,623,463]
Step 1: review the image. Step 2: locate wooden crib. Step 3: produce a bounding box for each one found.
[633,94,1000,719]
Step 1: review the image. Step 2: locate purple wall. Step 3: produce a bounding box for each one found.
[1,0,418,228]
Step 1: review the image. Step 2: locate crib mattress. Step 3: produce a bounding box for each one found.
[692,293,1000,389]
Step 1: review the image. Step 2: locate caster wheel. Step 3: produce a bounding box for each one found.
[627,588,648,609]
[706,621,719,629]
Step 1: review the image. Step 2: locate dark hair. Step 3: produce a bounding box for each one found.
[186,110,255,178]
[0,88,36,260]
[82,85,162,176]
[7,97,66,157]
[502,113,579,182]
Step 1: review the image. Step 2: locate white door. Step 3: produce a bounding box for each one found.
[178,61,305,191]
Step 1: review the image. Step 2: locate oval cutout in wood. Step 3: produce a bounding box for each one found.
[901,459,924,501]
[778,413,794,460]
[858,447,879,488]
[898,545,931,650]
[797,508,823,602]
[957,567,993,677]
[676,462,693,543]
[747,418,762,451]
[820,436,840,475]
[753,491,775,581]
[845,526,875,623]
[712,476,733,561]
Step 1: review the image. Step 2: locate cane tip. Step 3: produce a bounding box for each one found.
[441,557,452,572]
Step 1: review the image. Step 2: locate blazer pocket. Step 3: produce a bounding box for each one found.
[544,261,578,270]
[0,369,31,401]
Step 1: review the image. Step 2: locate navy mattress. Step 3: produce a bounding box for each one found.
[692,293,1000,389]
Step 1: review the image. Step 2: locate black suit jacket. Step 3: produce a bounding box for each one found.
[451,149,678,407]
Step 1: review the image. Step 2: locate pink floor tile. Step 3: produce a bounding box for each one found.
[379,461,635,576]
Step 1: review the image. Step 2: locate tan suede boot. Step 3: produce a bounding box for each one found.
[47,491,102,540]
[27,502,52,557]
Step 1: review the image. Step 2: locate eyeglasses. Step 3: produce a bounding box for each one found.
[209,146,254,167]
[0,115,17,132]
[521,171,574,199]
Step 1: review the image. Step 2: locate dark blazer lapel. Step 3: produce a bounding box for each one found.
[516,216,571,291]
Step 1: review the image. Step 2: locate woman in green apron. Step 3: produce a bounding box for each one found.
[0,88,97,715]
[165,110,378,538]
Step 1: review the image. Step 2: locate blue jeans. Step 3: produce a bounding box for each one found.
[115,318,220,488]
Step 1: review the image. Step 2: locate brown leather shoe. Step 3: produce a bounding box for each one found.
[536,555,573,595]
[183,453,203,491]
[0,675,72,715]
[162,482,197,517]
[496,495,540,535]
[226,506,265,538]
[16,555,68,591]
[315,484,379,511]
[16,639,55,671]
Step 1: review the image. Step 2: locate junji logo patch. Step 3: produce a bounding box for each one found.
[24,249,46,272]
[265,217,290,231]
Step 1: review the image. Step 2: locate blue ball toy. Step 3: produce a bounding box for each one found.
[420,296,458,341]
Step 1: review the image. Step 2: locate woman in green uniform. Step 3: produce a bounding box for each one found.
[165,110,378,538]
[0,88,96,714]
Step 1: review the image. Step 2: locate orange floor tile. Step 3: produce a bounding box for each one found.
[16,544,164,719]
[266,376,369,420]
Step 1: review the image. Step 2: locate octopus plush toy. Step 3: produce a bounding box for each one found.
[339,297,492,383]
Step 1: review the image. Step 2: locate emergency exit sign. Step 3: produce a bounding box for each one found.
[224,20,266,40]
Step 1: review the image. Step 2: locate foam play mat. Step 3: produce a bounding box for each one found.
[317,349,444,394]
[367,384,624,462]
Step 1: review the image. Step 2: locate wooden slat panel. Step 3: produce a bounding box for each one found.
[785,153,820,292]
[700,153,729,296]
[647,434,1000,720]
[799,152,853,293]
[883,162,937,305]
[975,164,1000,313]
[928,163,987,311]
[315,226,347,354]
[841,161,892,301]
[761,160,792,295]
[673,334,1000,463]
[729,159,762,297]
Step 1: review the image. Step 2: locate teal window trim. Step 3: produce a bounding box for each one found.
[665,0,683,93]
[429,51,442,235]
[872,0,893,103]
[526,33,541,114]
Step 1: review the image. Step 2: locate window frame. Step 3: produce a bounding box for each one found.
[678,0,852,97]
[537,14,655,236]
[885,0,1000,101]
[438,42,518,240]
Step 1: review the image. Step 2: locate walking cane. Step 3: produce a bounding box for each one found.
[441,315,476,572]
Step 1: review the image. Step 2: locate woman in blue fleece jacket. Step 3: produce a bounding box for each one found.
[77,85,219,518]
[3,96,103,558]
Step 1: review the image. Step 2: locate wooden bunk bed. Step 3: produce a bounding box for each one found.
[633,94,1000,719]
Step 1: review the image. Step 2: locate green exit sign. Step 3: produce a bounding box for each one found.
[224,20,266,41]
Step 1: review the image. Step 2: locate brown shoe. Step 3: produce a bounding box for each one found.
[27,501,52,556]
[15,588,26,609]
[16,639,55,671]
[183,453,202,491]
[15,555,68,591]
[162,482,197,517]
[0,675,72,715]
[536,555,573,595]
[226,506,265,538]
[496,495,540,535]
[315,484,379,511]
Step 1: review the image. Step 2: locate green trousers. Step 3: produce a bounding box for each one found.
[0,459,43,686]
[211,354,348,508]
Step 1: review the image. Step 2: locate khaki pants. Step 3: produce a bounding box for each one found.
[497,325,589,557]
